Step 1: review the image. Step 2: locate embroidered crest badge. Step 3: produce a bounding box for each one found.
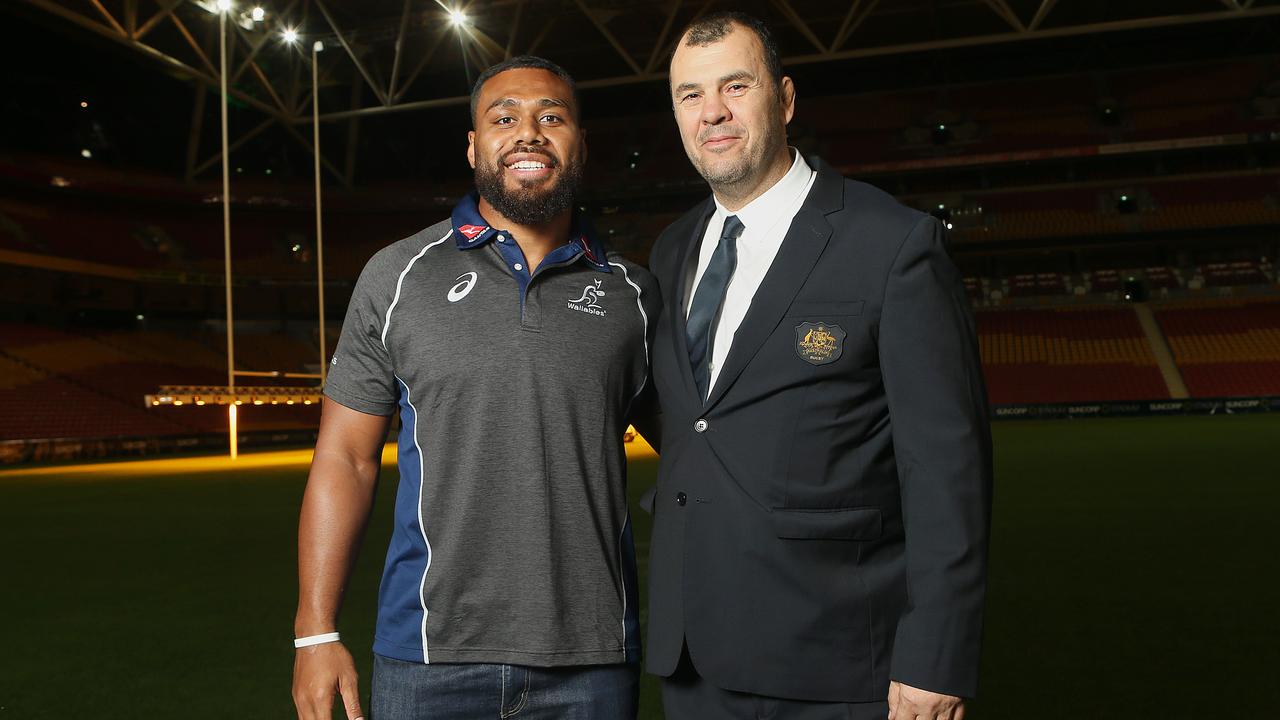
[794,322,846,365]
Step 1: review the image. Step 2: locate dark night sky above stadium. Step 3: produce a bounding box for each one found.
[3,3,1279,186]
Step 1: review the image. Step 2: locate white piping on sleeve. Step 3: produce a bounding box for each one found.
[609,261,650,404]
[382,230,452,350]
[610,260,649,655]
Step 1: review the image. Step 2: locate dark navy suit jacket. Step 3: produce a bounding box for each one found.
[644,158,993,702]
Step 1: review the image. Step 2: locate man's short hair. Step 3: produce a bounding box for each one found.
[469,55,579,125]
[680,11,783,88]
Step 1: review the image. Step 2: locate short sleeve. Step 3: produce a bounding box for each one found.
[324,255,398,416]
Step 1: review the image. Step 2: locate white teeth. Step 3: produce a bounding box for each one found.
[509,161,547,170]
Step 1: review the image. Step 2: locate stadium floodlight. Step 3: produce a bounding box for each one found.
[313,40,324,52]
[80,148,92,158]
[282,28,299,44]
[448,8,468,26]
[217,0,232,11]
[80,100,88,108]
[251,6,265,21]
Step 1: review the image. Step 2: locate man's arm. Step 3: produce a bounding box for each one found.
[292,399,392,720]
[878,215,993,711]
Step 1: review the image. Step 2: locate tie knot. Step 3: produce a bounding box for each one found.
[721,215,745,241]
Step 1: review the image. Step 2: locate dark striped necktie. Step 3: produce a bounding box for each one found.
[687,214,745,400]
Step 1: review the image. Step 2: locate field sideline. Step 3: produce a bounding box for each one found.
[1,415,1276,718]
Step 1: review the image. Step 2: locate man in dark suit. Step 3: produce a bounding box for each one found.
[644,12,993,720]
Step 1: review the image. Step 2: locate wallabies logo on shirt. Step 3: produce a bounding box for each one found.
[568,278,607,316]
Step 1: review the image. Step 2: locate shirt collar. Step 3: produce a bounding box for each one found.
[711,148,814,235]
[450,191,610,272]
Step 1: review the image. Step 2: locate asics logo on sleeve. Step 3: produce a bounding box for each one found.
[447,272,478,302]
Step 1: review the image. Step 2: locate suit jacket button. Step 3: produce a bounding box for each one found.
[676,492,687,506]
[693,419,708,433]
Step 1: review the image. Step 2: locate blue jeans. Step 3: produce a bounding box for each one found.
[371,653,639,719]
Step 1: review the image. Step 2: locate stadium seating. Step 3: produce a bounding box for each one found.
[976,306,1169,404]
[1156,299,1280,397]
[1143,266,1182,291]
[1006,273,1071,298]
[1088,269,1123,293]
[0,322,321,440]
[1200,261,1270,287]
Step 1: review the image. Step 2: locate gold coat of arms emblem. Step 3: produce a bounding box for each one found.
[794,322,846,365]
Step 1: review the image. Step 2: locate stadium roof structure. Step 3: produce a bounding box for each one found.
[14,0,1280,184]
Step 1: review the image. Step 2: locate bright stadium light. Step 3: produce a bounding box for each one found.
[217,0,232,11]
[80,100,88,108]
[448,8,468,26]
[251,6,265,21]
[80,148,92,158]
[282,27,298,44]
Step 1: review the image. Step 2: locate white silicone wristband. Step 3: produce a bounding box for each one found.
[294,632,341,648]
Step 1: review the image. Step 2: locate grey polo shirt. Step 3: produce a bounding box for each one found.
[324,195,658,667]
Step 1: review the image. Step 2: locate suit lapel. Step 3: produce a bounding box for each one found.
[703,161,845,410]
[666,199,715,404]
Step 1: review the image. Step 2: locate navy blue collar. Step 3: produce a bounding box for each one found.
[450,191,611,273]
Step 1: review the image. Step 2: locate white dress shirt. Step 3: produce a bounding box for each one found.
[685,149,817,396]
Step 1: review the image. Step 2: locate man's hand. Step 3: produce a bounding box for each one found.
[887,680,965,720]
[292,642,364,720]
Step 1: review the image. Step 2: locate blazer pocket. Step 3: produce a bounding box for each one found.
[770,506,882,540]
[785,300,865,317]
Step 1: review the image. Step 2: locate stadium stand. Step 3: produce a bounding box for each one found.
[1144,266,1182,291]
[1156,299,1280,397]
[976,306,1170,404]
[1088,269,1123,293]
[0,322,321,440]
[0,326,191,439]
[1200,261,1270,287]
[1006,273,1071,298]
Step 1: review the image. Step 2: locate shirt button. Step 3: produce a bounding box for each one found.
[514,263,523,271]
[693,419,708,433]
[497,235,505,242]
[676,492,687,506]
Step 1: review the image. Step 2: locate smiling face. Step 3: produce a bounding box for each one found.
[467,67,585,226]
[669,24,794,197]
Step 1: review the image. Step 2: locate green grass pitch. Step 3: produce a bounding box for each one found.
[1,414,1277,718]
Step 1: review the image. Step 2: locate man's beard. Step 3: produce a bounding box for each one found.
[474,150,583,226]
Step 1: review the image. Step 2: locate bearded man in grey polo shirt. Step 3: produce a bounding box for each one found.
[291,55,659,720]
